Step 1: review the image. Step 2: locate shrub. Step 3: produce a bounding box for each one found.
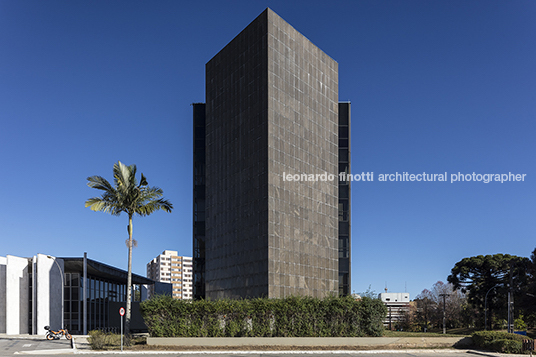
[515,315,528,331]
[472,331,531,354]
[88,330,125,350]
[140,294,387,338]
[489,339,523,354]
[88,330,106,350]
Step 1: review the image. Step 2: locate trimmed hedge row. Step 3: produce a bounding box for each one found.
[140,295,387,337]
[472,331,533,354]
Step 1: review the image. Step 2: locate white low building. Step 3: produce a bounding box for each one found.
[0,254,62,335]
[1,252,161,335]
[379,292,410,329]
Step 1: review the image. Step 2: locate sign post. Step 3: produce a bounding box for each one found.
[119,307,125,352]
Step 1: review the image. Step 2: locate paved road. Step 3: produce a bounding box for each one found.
[73,353,480,357]
[0,339,492,357]
[76,354,479,357]
[0,336,71,356]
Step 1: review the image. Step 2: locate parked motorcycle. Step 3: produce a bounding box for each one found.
[44,326,72,340]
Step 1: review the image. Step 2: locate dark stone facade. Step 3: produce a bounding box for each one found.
[194,8,349,299]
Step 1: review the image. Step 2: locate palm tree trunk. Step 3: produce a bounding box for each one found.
[125,215,133,336]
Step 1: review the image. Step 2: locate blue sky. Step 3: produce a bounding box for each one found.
[1,0,534,299]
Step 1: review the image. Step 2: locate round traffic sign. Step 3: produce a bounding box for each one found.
[119,307,125,316]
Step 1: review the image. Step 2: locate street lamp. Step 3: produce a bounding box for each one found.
[484,284,499,331]
[47,255,64,329]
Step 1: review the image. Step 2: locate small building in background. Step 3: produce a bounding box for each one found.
[379,292,410,329]
[146,250,192,300]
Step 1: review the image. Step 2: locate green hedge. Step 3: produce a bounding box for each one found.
[140,295,386,337]
[472,331,533,354]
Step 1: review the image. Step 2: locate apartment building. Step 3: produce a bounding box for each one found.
[147,250,193,299]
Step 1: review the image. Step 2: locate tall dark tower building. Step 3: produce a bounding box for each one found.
[193,8,350,300]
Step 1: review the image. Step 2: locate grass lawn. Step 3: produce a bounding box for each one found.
[383,327,535,339]
[383,328,473,337]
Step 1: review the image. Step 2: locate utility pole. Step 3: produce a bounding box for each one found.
[485,284,498,330]
[507,265,514,333]
[389,306,392,331]
[439,293,450,334]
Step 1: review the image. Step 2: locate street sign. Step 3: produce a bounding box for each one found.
[119,307,125,352]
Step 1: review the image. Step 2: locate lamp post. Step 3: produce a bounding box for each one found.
[47,255,64,329]
[484,285,498,331]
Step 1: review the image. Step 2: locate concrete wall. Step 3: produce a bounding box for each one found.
[6,255,30,334]
[36,254,63,332]
[0,256,6,333]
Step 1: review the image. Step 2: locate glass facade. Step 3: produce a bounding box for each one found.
[193,103,206,300]
[61,258,150,334]
[338,102,351,296]
[62,272,136,333]
[192,105,351,298]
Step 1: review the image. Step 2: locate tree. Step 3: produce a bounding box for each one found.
[413,288,436,330]
[431,281,467,329]
[447,254,530,328]
[411,281,467,331]
[520,248,536,328]
[85,161,172,335]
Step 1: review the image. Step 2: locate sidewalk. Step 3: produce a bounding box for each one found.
[3,334,531,356]
[73,335,91,351]
[0,334,73,355]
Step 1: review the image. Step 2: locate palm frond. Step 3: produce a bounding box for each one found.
[84,197,123,216]
[139,186,164,201]
[86,176,114,192]
[139,173,148,187]
[86,161,172,218]
[114,161,138,195]
[135,198,173,216]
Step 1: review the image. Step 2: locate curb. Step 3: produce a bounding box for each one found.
[62,349,483,355]
[15,348,75,355]
[467,350,529,357]
[0,335,47,340]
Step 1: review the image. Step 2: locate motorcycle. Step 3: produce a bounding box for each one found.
[44,325,72,340]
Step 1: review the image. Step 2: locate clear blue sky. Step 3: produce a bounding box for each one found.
[1,0,534,300]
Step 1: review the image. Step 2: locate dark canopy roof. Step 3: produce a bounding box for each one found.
[61,257,154,285]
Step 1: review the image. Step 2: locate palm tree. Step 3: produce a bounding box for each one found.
[85,161,172,335]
